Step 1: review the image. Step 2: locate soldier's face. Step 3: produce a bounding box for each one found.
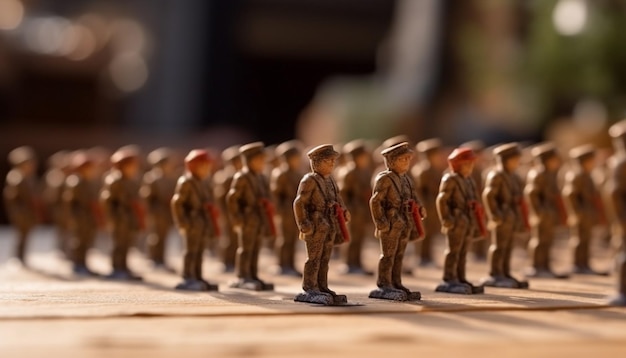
[81,163,96,180]
[354,153,371,169]
[287,154,302,170]
[121,160,139,178]
[582,157,595,173]
[248,154,266,174]
[390,153,412,174]
[545,156,561,171]
[19,161,36,176]
[315,157,336,176]
[192,161,211,179]
[457,161,475,177]
[505,156,520,172]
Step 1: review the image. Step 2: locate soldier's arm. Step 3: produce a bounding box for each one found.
[226,173,244,226]
[483,172,503,222]
[436,175,455,228]
[524,170,544,215]
[293,176,314,233]
[170,178,190,229]
[369,176,390,230]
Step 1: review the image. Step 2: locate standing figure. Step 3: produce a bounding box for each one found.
[214,145,243,272]
[436,147,486,294]
[524,143,569,279]
[461,140,490,261]
[3,146,42,265]
[43,150,71,256]
[294,144,351,305]
[63,151,102,276]
[226,142,275,291]
[369,142,423,301]
[271,140,304,276]
[100,147,144,280]
[563,144,608,276]
[338,139,374,275]
[171,150,219,291]
[140,148,177,270]
[412,138,444,267]
[482,143,529,289]
[608,120,626,306]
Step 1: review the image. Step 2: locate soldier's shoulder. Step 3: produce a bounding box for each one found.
[440,172,459,184]
[65,174,81,188]
[104,170,122,186]
[373,170,394,184]
[5,169,24,187]
[485,169,504,182]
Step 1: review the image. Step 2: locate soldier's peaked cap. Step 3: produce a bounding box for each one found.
[569,144,596,161]
[343,139,369,156]
[448,147,477,163]
[493,143,521,159]
[382,135,410,148]
[416,138,442,154]
[530,142,558,161]
[275,140,302,158]
[609,119,626,138]
[381,142,413,158]
[239,142,265,158]
[111,146,139,165]
[460,140,486,152]
[307,144,340,160]
[147,147,173,166]
[8,146,36,166]
[222,145,241,162]
[185,149,212,164]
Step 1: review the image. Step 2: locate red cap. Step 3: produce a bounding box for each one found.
[185,149,212,167]
[448,147,477,165]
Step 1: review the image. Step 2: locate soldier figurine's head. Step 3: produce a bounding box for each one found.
[493,143,521,173]
[569,144,596,173]
[71,151,96,180]
[185,149,213,180]
[416,138,445,171]
[460,140,486,167]
[448,147,477,178]
[148,147,175,175]
[307,144,340,177]
[111,146,140,179]
[222,145,243,171]
[382,142,413,175]
[343,139,371,170]
[276,140,303,171]
[240,142,266,174]
[609,119,626,153]
[8,146,37,176]
[531,143,561,172]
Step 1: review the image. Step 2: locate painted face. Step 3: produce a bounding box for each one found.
[19,160,36,176]
[390,153,413,174]
[315,157,336,177]
[81,163,96,180]
[191,161,211,180]
[248,154,266,174]
[581,156,596,173]
[505,156,520,172]
[121,159,139,179]
[287,154,302,170]
[545,155,561,171]
[457,161,475,177]
[354,152,371,169]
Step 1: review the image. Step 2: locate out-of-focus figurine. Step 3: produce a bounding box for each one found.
[412,138,445,267]
[100,146,144,280]
[214,145,243,272]
[140,148,177,271]
[524,143,569,279]
[43,150,72,256]
[171,150,219,291]
[337,139,374,275]
[369,142,423,301]
[294,144,351,305]
[270,140,304,277]
[226,142,275,291]
[3,146,42,265]
[436,147,486,294]
[63,151,102,276]
[482,143,529,289]
[461,140,490,261]
[563,144,608,276]
[608,120,626,306]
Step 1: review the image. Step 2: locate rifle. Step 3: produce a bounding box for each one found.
[556,195,568,226]
[333,203,350,243]
[204,202,221,237]
[406,199,425,239]
[259,198,277,237]
[469,199,488,238]
[518,197,530,231]
[131,200,146,230]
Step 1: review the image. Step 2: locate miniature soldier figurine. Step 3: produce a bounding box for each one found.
[461,140,490,261]
[226,142,275,291]
[436,147,486,294]
[482,143,529,289]
[100,147,144,280]
[608,120,626,306]
[524,143,569,279]
[369,142,423,301]
[412,138,445,266]
[3,146,42,265]
[171,150,219,291]
[43,150,72,256]
[271,140,304,276]
[63,151,102,276]
[563,144,608,276]
[294,144,351,305]
[338,139,374,275]
[140,148,177,270]
[214,145,243,272]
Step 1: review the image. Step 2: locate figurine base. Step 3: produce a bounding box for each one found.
[229,278,274,291]
[482,276,528,289]
[176,279,219,291]
[340,265,374,276]
[295,291,335,305]
[369,287,421,301]
[72,265,99,277]
[572,266,610,276]
[106,269,142,281]
[435,282,471,295]
[608,293,626,306]
[525,268,569,279]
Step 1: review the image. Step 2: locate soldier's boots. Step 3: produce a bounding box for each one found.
[525,266,569,279]
[572,265,609,276]
[73,264,98,277]
[176,278,218,291]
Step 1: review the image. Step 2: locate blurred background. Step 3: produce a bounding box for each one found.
[1,0,626,221]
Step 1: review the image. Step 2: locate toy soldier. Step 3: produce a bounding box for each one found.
[461,140,490,261]
[214,145,243,272]
[3,146,42,265]
[563,144,608,276]
[43,150,72,256]
[100,146,144,280]
[337,139,374,275]
[63,151,102,276]
[482,143,529,289]
[271,140,304,276]
[369,142,423,301]
[608,120,626,306]
[412,138,445,266]
[140,148,177,270]
[171,150,219,291]
[294,144,351,305]
[436,147,486,294]
[226,142,275,291]
[524,143,569,279]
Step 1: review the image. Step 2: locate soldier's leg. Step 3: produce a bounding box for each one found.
[489,216,513,277]
[443,224,467,282]
[346,217,367,268]
[111,227,126,271]
[317,233,335,291]
[194,229,206,280]
[222,221,238,269]
[15,226,30,262]
[529,219,554,270]
[250,229,262,280]
[149,219,169,264]
[573,222,592,269]
[236,218,261,280]
[302,233,325,292]
[377,232,400,288]
[472,236,488,260]
[279,219,298,268]
[391,236,410,288]
[457,236,470,282]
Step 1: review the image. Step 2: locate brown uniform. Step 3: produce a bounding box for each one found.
[412,164,441,264]
[271,164,303,274]
[608,121,626,305]
[44,166,70,254]
[3,170,40,262]
[214,165,238,271]
[141,168,176,265]
[63,173,99,273]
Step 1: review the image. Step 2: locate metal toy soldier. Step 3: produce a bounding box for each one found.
[3,146,42,265]
[294,144,351,305]
[369,142,423,301]
[524,143,569,279]
[140,148,177,270]
[563,144,608,276]
[482,143,529,289]
[63,151,102,276]
[412,138,444,267]
[461,140,490,261]
[100,147,145,280]
[171,150,219,291]
[338,139,374,275]
[271,140,304,276]
[214,145,243,272]
[227,142,275,291]
[608,120,626,306]
[43,150,72,256]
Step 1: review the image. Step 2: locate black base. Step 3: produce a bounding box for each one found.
[526,268,569,279]
[106,269,142,281]
[608,293,626,306]
[482,275,529,289]
[369,287,421,301]
[229,278,274,291]
[176,279,218,291]
[572,266,610,276]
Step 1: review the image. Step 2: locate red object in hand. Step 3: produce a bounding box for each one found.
[519,198,530,231]
[131,200,146,230]
[259,198,277,237]
[407,199,425,240]
[469,200,488,238]
[204,202,221,237]
[333,203,350,243]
